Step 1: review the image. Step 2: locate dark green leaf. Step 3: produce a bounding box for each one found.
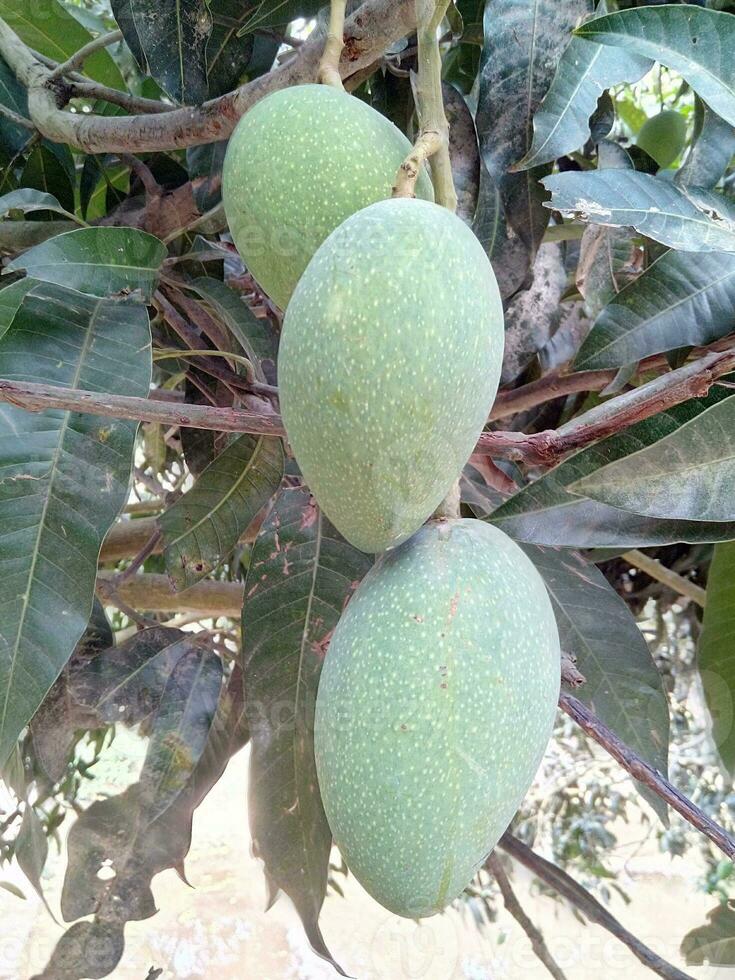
[569,393,735,521]
[492,388,735,547]
[576,249,735,368]
[517,0,651,170]
[576,5,735,128]
[19,145,75,215]
[0,0,125,89]
[542,170,735,252]
[160,433,283,590]
[444,82,479,224]
[242,485,371,972]
[139,644,222,820]
[110,0,210,104]
[0,58,32,167]
[0,282,151,765]
[472,161,532,299]
[79,154,130,222]
[192,277,278,381]
[0,188,75,221]
[5,227,167,299]
[16,804,49,904]
[699,541,735,772]
[187,141,227,213]
[677,98,735,189]
[239,0,322,34]
[682,904,735,967]
[475,0,589,284]
[0,278,36,339]
[206,0,278,96]
[526,545,669,821]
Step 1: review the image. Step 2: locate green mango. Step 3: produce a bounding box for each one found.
[314,519,560,918]
[636,110,687,169]
[279,197,504,553]
[222,84,433,310]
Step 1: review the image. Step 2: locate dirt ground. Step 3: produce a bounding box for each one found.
[1,731,732,980]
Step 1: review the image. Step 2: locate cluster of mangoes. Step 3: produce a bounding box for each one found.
[223,84,561,918]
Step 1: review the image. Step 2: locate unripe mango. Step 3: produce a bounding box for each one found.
[636,110,687,169]
[279,198,504,553]
[222,84,433,310]
[314,519,560,918]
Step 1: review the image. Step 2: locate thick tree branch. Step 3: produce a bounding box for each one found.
[486,852,567,980]
[96,571,243,617]
[559,693,735,860]
[0,0,418,153]
[499,834,693,980]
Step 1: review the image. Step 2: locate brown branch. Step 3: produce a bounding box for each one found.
[489,369,620,421]
[559,693,735,860]
[101,517,161,563]
[498,834,693,980]
[0,0,419,153]
[97,571,243,617]
[486,852,567,980]
[623,550,707,608]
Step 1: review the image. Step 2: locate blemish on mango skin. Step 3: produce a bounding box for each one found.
[314,519,561,919]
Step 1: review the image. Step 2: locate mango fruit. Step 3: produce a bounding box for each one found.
[222,84,433,310]
[314,519,560,918]
[636,110,687,169]
[278,197,504,553]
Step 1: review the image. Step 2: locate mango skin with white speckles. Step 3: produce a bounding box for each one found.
[279,197,504,553]
[314,519,560,918]
[221,84,433,310]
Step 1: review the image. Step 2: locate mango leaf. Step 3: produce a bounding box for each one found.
[0,0,125,89]
[698,541,735,773]
[0,59,32,166]
[471,161,531,299]
[160,434,283,590]
[526,545,669,821]
[0,282,151,766]
[19,145,75,214]
[5,227,166,300]
[576,5,735,128]
[0,278,36,339]
[492,387,735,547]
[187,141,227,213]
[138,644,222,820]
[192,277,278,382]
[542,170,735,253]
[569,393,735,521]
[16,804,49,906]
[239,0,322,34]
[575,249,735,369]
[242,484,371,972]
[475,0,589,287]
[79,154,130,222]
[444,82,480,224]
[517,0,651,170]
[206,0,278,96]
[41,668,246,980]
[110,0,210,104]
[677,98,735,190]
[0,188,76,221]
[682,905,735,967]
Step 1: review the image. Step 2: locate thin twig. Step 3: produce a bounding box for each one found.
[499,834,694,980]
[623,550,707,608]
[486,853,567,980]
[559,693,735,860]
[47,29,123,81]
[317,0,346,89]
[113,528,163,587]
[0,103,35,130]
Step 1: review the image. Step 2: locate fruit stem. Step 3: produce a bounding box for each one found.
[393,0,457,210]
[317,0,347,90]
[432,479,461,520]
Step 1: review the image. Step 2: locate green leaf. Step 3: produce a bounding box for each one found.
[542,170,735,252]
[0,188,76,221]
[139,644,222,821]
[206,0,278,96]
[79,154,130,222]
[0,880,26,900]
[15,804,49,906]
[526,545,669,822]
[474,0,589,290]
[0,278,36,340]
[191,277,278,381]
[517,1,651,170]
[491,387,735,547]
[110,0,210,104]
[242,485,371,973]
[0,282,151,766]
[576,249,735,369]
[699,541,735,773]
[238,0,322,34]
[0,0,125,89]
[187,141,227,213]
[569,393,735,521]
[682,904,735,967]
[0,58,32,166]
[575,5,735,128]
[5,227,167,300]
[160,434,283,590]
[677,98,735,189]
[19,145,75,215]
